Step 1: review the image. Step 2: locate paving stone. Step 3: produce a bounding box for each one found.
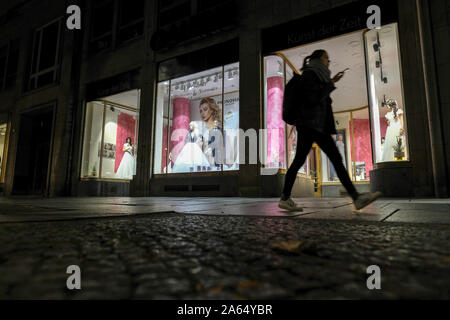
[1,201,450,299]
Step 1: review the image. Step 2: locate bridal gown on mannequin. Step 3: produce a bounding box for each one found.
[116,143,135,179]
[172,131,211,173]
[382,109,404,161]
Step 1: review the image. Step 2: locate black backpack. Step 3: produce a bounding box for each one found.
[282,73,304,125]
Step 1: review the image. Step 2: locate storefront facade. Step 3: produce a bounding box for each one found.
[142,0,447,198]
[0,0,448,198]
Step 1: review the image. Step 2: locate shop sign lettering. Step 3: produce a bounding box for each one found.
[366,265,381,290]
[367,5,381,29]
[66,5,81,30]
[66,265,81,290]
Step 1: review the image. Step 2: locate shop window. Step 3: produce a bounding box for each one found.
[0,39,19,91]
[153,63,240,175]
[365,23,408,163]
[0,113,11,183]
[81,89,140,181]
[263,55,310,175]
[27,20,62,91]
[90,0,145,53]
[265,29,375,184]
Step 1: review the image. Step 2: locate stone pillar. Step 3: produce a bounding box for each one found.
[130,0,157,197]
[238,19,262,196]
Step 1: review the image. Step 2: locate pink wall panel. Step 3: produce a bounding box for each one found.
[267,76,286,167]
[115,113,136,173]
[349,119,373,174]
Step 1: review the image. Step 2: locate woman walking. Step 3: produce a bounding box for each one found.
[279,50,382,212]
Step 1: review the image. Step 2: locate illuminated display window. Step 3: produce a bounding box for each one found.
[81,89,140,181]
[365,23,409,163]
[154,63,240,175]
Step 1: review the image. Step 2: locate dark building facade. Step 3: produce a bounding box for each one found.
[0,0,449,198]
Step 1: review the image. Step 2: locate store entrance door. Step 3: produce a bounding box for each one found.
[13,109,54,196]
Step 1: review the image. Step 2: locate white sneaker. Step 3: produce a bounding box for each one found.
[279,198,304,212]
[354,192,383,210]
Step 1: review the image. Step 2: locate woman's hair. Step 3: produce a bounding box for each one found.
[387,99,399,119]
[200,97,222,124]
[301,49,327,70]
[126,137,133,146]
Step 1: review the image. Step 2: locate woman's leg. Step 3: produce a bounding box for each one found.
[315,132,359,200]
[282,128,314,199]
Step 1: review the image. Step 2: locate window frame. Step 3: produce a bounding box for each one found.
[80,99,140,182]
[89,0,146,54]
[26,18,63,92]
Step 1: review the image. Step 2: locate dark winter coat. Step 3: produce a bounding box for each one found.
[296,69,337,135]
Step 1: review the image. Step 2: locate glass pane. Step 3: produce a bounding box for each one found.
[264,55,286,169]
[119,0,145,26]
[350,109,372,181]
[37,71,54,88]
[92,1,114,39]
[101,104,139,180]
[39,21,59,71]
[223,63,239,171]
[81,102,104,178]
[154,81,170,174]
[5,41,19,88]
[365,23,408,163]
[168,66,223,174]
[31,31,41,74]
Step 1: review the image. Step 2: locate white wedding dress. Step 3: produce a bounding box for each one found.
[172,132,211,173]
[116,143,135,179]
[382,110,404,162]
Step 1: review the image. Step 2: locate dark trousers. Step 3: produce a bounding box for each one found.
[282,127,359,200]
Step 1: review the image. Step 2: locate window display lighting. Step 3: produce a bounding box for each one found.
[170,67,239,92]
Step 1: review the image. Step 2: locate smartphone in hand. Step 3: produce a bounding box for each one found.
[338,68,350,76]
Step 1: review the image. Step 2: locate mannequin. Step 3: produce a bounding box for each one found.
[382,99,405,161]
[172,121,211,173]
[116,137,136,180]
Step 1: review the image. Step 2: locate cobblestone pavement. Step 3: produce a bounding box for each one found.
[1,213,450,300]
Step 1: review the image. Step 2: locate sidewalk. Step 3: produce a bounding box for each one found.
[1,197,449,224]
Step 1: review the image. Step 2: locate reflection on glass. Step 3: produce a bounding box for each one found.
[155,63,240,174]
[365,23,408,163]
